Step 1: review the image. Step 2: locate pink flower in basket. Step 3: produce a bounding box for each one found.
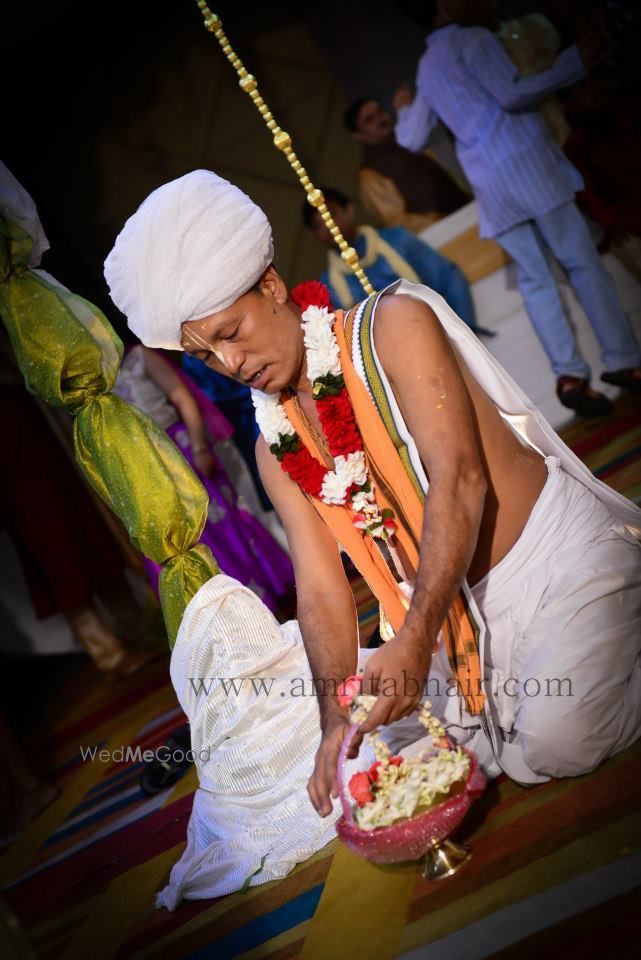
[349,771,374,807]
[337,674,363,708]
[367,756,402,783]
[348,756,402,806]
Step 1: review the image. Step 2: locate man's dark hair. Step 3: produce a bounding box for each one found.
[301,187,351,229]
[343,97,379,133]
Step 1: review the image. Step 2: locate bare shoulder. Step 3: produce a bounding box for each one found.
[376,292,439,325]
[374,293,450,381]
[370,291,487,479]
[255,433,279,482]
[375,293,443,349]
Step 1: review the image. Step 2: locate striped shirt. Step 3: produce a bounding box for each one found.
[395,24,585,238]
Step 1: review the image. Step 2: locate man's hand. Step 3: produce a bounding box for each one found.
[393,85,414,111]
[307,713,352,817]
[192,448,216,477]
[358,629,432,734]
[257,436,362,819]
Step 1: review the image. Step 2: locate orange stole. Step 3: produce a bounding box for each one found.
[281,310,484,716]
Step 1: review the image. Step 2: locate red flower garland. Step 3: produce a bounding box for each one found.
[316,389,364,457]
[282,281,366,495]
[260,280,397,539]
[280,447,326,498]
[290,280,333,313]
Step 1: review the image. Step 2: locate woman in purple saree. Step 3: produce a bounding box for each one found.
[115,345,294,613]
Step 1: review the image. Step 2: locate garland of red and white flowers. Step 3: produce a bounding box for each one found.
[251,281,397,541]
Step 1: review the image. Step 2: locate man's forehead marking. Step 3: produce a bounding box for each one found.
[181,326,228,368]
[183,326,211,350]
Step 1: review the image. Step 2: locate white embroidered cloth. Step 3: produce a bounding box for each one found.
[157,574,373,910]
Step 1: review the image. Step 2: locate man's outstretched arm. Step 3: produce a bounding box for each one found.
[394,83,439,153]
[359,293,487,733]
[463,29,585,111]
[256,437,358,816]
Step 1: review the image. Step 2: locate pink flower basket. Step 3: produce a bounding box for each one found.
[335,724,486,864]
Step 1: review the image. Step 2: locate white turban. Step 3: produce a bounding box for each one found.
[103,170,273,350]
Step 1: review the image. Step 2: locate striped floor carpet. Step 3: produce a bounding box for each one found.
[560,392,641,503]
[2,391,639,960]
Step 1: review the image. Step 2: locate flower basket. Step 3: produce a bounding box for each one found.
[335,723,486,875]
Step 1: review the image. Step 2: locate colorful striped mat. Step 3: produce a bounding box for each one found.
[560,392,641,503]
[2,391,639,960]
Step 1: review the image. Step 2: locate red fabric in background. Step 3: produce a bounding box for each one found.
[0,386,123,617]
[564,96,641,240]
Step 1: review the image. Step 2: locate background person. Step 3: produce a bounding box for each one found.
[395,0,641,416]
[344,96,469,233]
[303,186,492,336]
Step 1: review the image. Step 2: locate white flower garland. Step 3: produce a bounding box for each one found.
[354,749,471,830]
[252,305,376,512]
[300,305,342,381]
[251,391,294,446]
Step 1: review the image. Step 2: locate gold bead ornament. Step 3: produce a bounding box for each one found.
[195,1,374,296]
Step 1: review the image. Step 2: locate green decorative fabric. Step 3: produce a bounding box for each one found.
[0,215,219,647]
[159,543,222,649]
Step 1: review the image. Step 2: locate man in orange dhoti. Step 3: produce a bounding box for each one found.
[105,171,641,820]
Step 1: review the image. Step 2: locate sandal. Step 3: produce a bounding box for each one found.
[601,368,641,393]
[556,376,613,418]
[140,724,193,796]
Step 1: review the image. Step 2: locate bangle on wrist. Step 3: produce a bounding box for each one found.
[191,442,207,454]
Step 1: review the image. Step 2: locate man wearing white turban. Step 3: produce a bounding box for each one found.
[105,170,274,351]
[105,170,641,830]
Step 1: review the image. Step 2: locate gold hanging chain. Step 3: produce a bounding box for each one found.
[195,1,375,296]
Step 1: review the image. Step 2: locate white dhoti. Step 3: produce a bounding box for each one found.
[418,456,641,784]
